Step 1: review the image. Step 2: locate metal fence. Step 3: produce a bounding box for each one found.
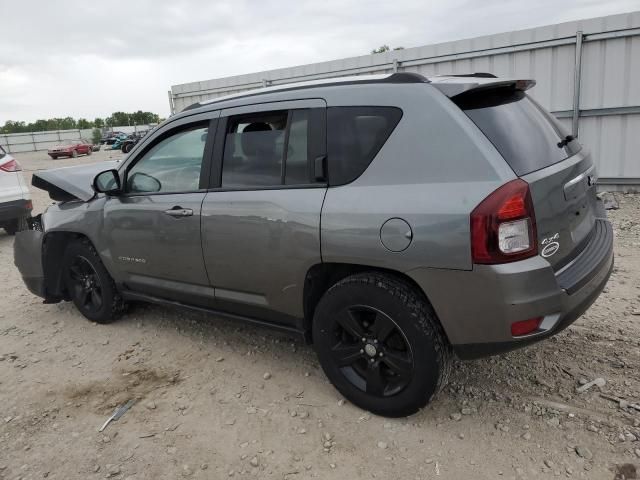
[0,125,157,153]
[1,129,94,153]
[170,11,640,188]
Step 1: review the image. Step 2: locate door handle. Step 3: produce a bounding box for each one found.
[164,207,193,217]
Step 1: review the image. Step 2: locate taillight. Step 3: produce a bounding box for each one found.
[471,179,537,264]
[0,159,21,172]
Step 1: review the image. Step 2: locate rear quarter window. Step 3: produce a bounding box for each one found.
[327,106,402,186]
[455,90,581,176]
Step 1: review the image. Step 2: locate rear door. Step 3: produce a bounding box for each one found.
[103,113,218,304]
[201,99,326,323]
[457,88,600,269]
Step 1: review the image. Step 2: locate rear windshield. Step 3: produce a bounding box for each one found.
[456,89,581,176]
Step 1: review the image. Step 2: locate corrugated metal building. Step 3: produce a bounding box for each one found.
[170,11,640,188]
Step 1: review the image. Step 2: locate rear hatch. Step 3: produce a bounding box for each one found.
[453,85,600,270]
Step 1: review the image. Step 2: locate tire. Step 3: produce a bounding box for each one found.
[71,150,78,158]
[3,216,28,235]
[122,142,133,153]
[86,148,92,156]
[50,155,58,160]
[312,273,452,417]
[62,239,125,324]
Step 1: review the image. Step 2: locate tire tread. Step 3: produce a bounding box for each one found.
[326,272,453,405]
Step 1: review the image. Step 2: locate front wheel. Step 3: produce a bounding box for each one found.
[312,273,452,417]
[63,239,124,323]
[86,148,92,156]
[71,150,78,158]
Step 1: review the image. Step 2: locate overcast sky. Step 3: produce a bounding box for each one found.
[0,0,636,123]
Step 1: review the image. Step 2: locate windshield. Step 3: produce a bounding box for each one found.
[456,89,581,176]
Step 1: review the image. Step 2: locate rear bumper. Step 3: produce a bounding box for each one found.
[408,218,614,359]
[0,199,32,223]
[14,229,46,297]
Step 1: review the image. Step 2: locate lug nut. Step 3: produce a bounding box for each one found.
[361,338,366,342]
[370,359,375,363]
[373,339,378,344]
[379,352,383,357]
[359,349,364,354]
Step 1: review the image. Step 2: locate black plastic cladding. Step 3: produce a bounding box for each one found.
[181,73,430,112]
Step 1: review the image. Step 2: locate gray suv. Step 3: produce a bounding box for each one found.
[14,73,613,417]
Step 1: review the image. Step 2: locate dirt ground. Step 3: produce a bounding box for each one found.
[1,149,639,480]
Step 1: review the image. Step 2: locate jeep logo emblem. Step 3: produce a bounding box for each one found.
[541,241,560,258]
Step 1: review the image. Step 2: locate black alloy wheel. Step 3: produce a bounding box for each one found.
[313,273,452,417]
[330,305,413,397]
[67,255,104,316]
[62,239,125,323]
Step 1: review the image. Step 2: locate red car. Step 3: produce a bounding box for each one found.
[48,139,93,159]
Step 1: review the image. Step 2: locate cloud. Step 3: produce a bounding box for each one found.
[0,0,636,123]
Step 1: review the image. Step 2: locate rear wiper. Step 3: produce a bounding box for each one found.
[557,135,575,148]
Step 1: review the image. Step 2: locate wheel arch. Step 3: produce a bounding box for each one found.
[302,262,449,345]
[42,231,102,300]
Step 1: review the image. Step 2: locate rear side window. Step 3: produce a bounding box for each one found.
[456,89,581,176]
[221,108,324,188]
[0,145,5,160]
[327,106,402,186]
[223,111,287,187]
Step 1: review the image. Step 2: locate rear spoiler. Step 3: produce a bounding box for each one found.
[431,78,536,98]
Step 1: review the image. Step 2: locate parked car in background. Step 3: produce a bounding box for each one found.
[120,132,148,153]
[48,139,93,159]
[101,132,127,145]
[14,73,613,417]
[0,145,32,235]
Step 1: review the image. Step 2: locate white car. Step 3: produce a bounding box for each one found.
[0,145,32,235]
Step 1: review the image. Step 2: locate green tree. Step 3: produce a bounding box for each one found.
[92,128,102,144]
[371,45,404,54]
[107,112,131,126]
[372,45,390,54]
[77,118,93,129]
[1,111,161,134]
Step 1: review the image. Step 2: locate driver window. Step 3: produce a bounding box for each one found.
[127,125,208,194]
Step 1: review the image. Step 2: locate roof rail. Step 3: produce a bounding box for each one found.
[446,72,497,78]
[181,72,430,112]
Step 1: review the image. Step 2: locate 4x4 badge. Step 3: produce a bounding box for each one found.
[541,233,560,258]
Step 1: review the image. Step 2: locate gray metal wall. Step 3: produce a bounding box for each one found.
[170,11,640,187]
[1,124,157,153]
[1,129,94,153]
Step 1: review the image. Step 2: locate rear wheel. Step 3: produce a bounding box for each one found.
[71,150,78,158]
[62,239,124,323]
[3,216,28,235]
[122,142,133,153]
[312,273,452,417]
[86,148,92,156]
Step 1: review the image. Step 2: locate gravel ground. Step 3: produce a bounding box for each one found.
[1,150,639,480]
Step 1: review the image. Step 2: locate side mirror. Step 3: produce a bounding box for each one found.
[93,169,121,195]
[128,172,162,193]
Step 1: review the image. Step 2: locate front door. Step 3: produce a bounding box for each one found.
[201,100,327,324]
[103,120,216,305]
